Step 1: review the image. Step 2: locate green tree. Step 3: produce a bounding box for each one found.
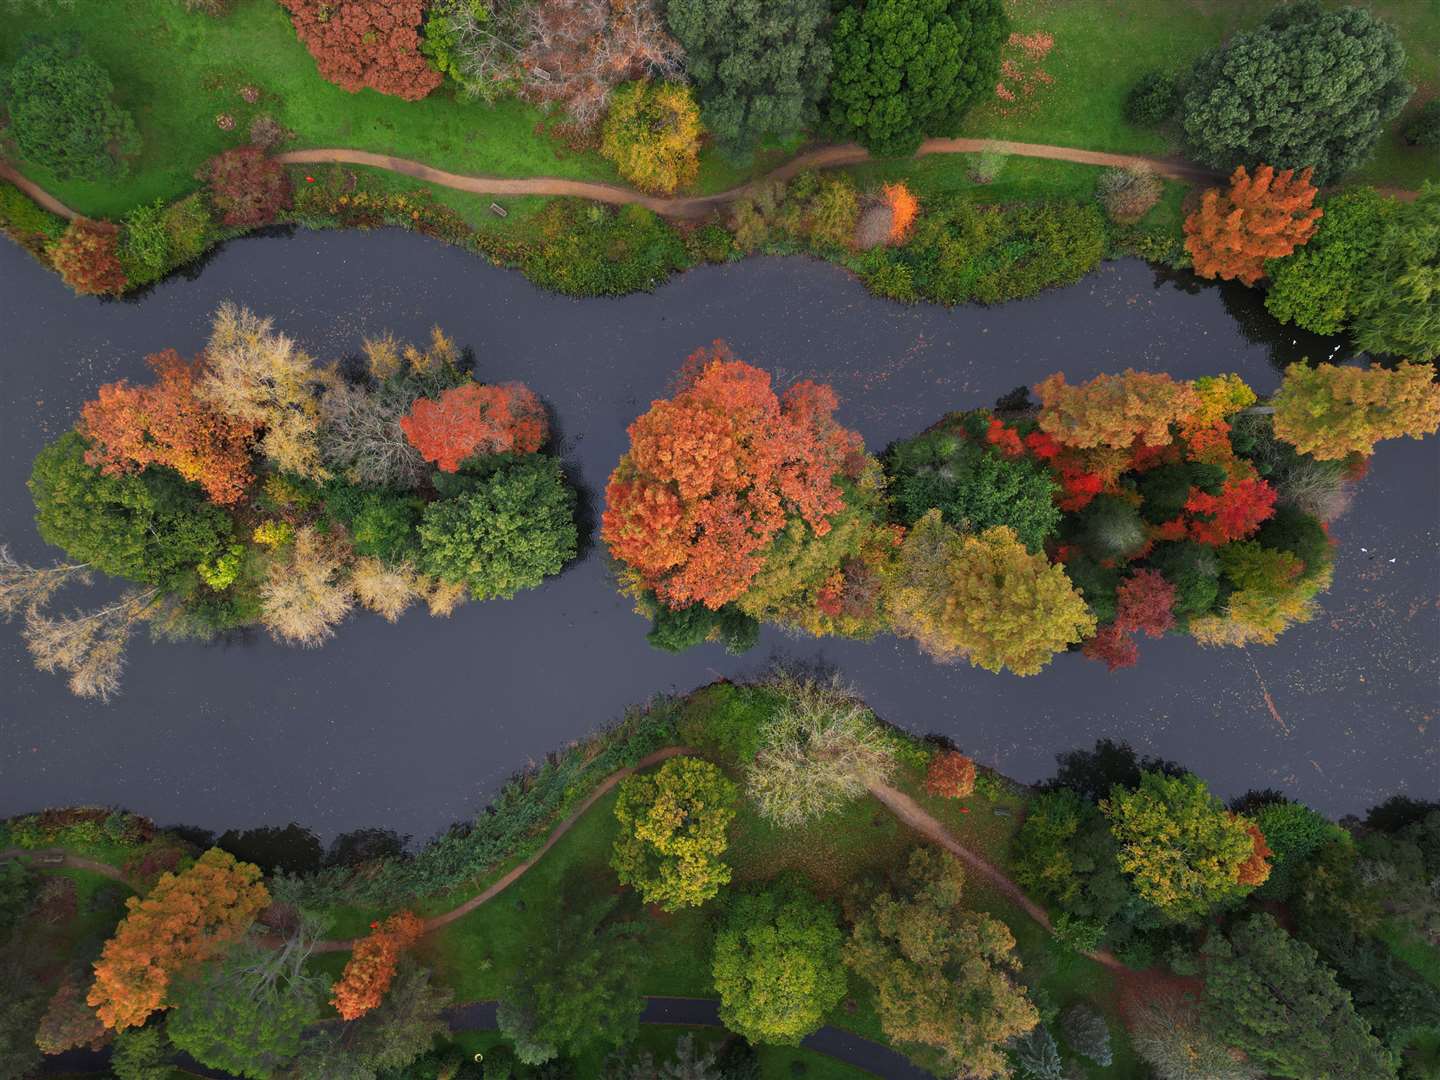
[496,884,646,1065]
[29,431,233,587]
[712,879,847,1044]
[1178,0,1410,184]
[611,756,738,911]
[843,848,1038,1078]
[1350,183,1440,361]
[1264,187,1394,335]
[164,923,328,1078]
[110,1027,175,1080]
[417,455,577,600]
[886,430,1060,552]
[665,0,833,156]
[2,34,139,180]
[825,0,1008,156]
[1101,771,1257,921]
[1202,914,1393,1080]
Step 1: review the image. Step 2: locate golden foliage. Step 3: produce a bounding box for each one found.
[259,526,353,646]
[1272,360,1440,460]
[350,557,418,623]
[600,80,702,195]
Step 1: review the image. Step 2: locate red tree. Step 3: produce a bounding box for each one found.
[924,751,977,799]
[330,910,424,1021]
[400,381,549,472]
[1235,821,1273,887]
[80,350,259,505]
[1082,623,1139,671]
[603,343,862,609]
[1183,165,1322,286]
[279,0,441,100]
[202,148,292,228]
[1184,476,1277,545]
[36,976,108,1054]
[49,224,126,296]
[1114,569,1176,638]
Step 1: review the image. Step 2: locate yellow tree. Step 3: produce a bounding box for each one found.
[886,513,1095,675]
[1184,164,1322,286]
[1271,360,1440,460]
[600,80,702,195]
[1034,370,1201,449]
[88,849,269,1030]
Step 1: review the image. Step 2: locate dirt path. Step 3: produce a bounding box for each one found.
[276,139,1221,220]
[0,160,118,232]
[0,847,131,883]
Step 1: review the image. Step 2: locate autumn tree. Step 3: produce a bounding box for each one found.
[1184,165,1322,286]
[1034,370,1201,449]
[1101,771,1262,921]
[48,223,127,296]
[1190,541,1318,648]
[200,148,292,228]
[197,303,334,479]
[400,381,549,472]
[259,526,354,647]
[603,345,862,610]
[331,911,423,1021]
[1114,569,1176,637]
[1271,360,1440,461]
[924,750,977,798]
[746,671,897,827]
[35,974,108,1054]
[518,0,683,130]
[1182,475,1277,545]
[885,513,1095,674]
[611,756,738,911]
[600,80,702,195]
[79,350,258,505]
[712,879,847,1045]
[278,0,441,100]
[88,849,269,1031]
[843,848,1038,1078]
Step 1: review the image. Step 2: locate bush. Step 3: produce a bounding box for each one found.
[1061,1004,1112,1067]
[162,193,215,265]
[48,222,127,295]
[278,0,441,100]
[201,148,292,228]
[1125,71,1177,126]
[826,0,1009,156]
[600,80,702,195]
[521,202,691,296]
[119,199,173,284]
[646,602,759,655]
[1406,100,1440,147]
[247,113,288,150]
[967,150,1008,183]
[0,181,66,257]
[807,177,860,248]
[924,750,977,798]
[1096,166,1163,224]
[3,34,139,180]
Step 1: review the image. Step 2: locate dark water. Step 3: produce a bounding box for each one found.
[1,230,1436,842]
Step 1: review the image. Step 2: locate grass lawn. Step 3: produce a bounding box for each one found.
[1378,917,1440,989]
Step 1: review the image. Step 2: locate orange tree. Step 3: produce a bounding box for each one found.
[80,350,259,505]
[88,849,269,1031]
[602,343,862,610]
[330,911,424,1020]
[1184,165,1322,286]
[400,381,549,472]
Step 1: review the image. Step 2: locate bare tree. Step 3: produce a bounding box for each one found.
[23,588,158,702]
[259,527,353,647]
[0,546,90,618]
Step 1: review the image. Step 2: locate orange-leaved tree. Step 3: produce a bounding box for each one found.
[80,350,260,505]
[400,382,549,473]
[88,848,269,1031]
[1035,370,1202,450]
[1184,164,1322,286]
[330,910,424,1020]
[602,344,863,610]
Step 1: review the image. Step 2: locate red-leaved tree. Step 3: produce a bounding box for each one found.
[1183,476,1277,545]
[1082,623,1139,671]
[201,148,293,228]
[924,751,977,799]
[399,381,549,472]
[80,350,259,505]
[603,343,862,610]
[279,0,441,100]
[49,223,127,296]
[1114,569,1176,638]
[330,910,424,1021]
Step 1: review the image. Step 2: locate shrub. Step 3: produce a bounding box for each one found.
[521,201,691,296]
[0,180,66,257]
[162,194,214,266]
[3,34,139,180]
[48,222,127,295]
[1060,1004,1112,1067]
[1096,166,1162,224]
[119,199,173,284]
[201,148,292,228]
[600,80,702,195]
[182,0,232,13]
[747,672,897,827]
[1178,0,1410,184]
[1125,71,1177,126]
[278,0,442,100]
[826,0,1010,156]
[247,113,288,150]
[665,0,832,157]
[924,750,977,798]
[646,601,759,655]
[611,756,738,911]
[881,183,918,243]
[967,149,1008,183]
[807,177,860,248]
[1406,100,1440,147]
[418,455,577,600]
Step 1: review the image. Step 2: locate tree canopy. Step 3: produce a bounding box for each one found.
[1271,361,1440,461]
[1184,165,1322,286]
[825,0,1009,156]
[1349,183,1440,361]
[1178,0,1410,184]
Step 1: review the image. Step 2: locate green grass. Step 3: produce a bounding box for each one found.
[1378,917,1440,989]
